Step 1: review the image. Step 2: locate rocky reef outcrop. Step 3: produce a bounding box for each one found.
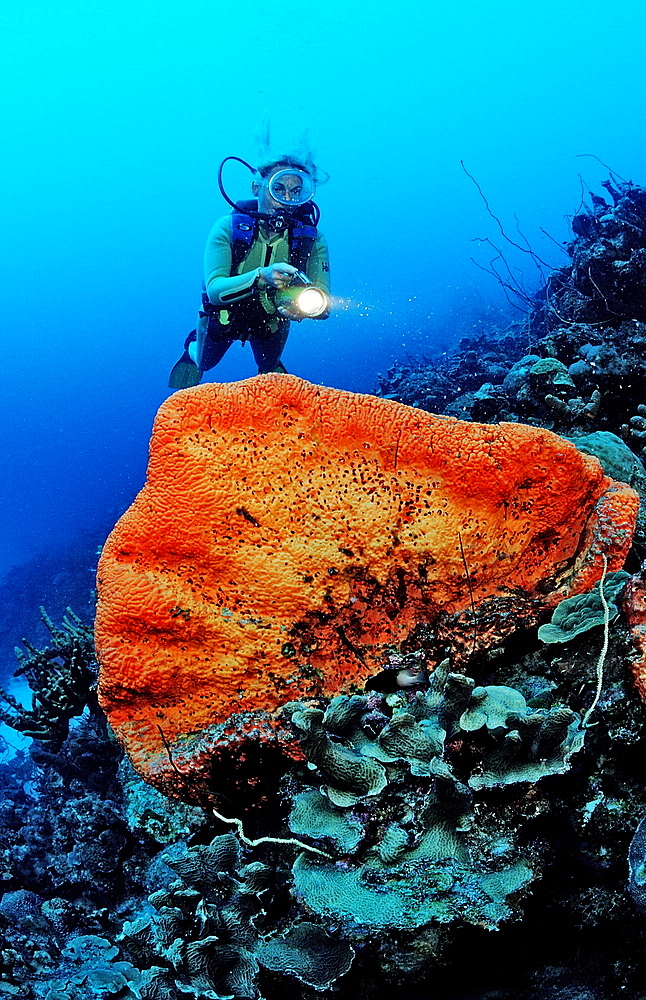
[376,177,646,550]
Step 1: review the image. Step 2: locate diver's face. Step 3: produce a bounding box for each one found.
[253,171,304,214]
[269,172,304,203]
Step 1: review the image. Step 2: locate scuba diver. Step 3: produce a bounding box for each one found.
[168,152,330,389]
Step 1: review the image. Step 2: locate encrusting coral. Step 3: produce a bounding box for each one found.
[538,570,631,644]
[94,375,638,801]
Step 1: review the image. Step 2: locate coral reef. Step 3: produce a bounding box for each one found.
[376,181,646,428]
[7,602,646,999]
[4,176,646,999]
[622,567,646,701]
[32,935,146,1000]
[0,614,211,998]
[0,703,210,998]
[378,316,646,445]
[622,404,646,463]
[0,520,111,676]
[629,813,646,915]
[533,177,646,330]
[283,661,582,946]
[95,376,637,802]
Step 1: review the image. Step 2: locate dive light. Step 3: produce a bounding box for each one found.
[275,270,329,319]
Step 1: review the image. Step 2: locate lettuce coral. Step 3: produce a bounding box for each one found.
[283,660,586,937]
[118,833,354,997]
[538,570,630,644]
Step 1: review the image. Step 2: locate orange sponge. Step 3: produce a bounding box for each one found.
[95,376,638,798]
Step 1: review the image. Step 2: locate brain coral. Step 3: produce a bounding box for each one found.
[95,375,638,799]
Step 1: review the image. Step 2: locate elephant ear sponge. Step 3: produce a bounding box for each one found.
[95,375,638,800]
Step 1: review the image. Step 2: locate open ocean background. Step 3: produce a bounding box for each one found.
[0,0,644,611]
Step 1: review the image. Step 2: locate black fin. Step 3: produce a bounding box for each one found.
[168,351,201,389]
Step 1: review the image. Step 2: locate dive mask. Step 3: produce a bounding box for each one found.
[267,167,316,207]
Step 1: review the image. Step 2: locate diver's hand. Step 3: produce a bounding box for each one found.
[257,264,299,289]
[277,305,302,322]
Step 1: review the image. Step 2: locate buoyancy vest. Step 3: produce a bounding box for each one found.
[200,200,319,327]
[230,198,319,273]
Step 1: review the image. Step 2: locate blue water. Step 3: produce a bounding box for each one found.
[1,0,645,576]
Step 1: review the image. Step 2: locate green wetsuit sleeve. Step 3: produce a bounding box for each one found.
[204,216,259,306]
[305,232,330,319]
[306,233,330,295]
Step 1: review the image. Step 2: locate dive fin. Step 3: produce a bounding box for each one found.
[260,361,288,374]
[168,350,201,389]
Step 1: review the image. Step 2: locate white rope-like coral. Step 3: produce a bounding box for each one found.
[582,554,610,729]
[212,809,332,859]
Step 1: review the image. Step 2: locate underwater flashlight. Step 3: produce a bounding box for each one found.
[294,286,328,317]
[275,271,329,319]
